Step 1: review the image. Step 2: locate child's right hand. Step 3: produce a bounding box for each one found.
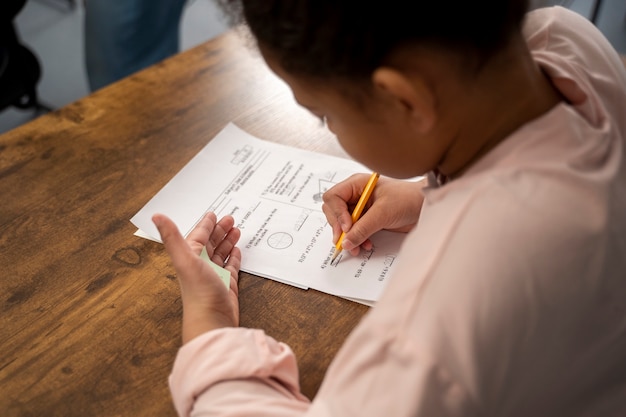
[322,174,427,256]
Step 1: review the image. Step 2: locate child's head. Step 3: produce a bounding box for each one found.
[219,0,532,178]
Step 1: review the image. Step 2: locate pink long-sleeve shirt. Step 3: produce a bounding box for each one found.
[170,7,626,417]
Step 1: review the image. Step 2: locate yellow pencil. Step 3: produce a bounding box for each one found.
[331,172,380,264]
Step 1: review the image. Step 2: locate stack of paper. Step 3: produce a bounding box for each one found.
[131,124,407,305]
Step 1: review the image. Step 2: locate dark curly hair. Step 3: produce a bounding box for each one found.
[218,0,529,80]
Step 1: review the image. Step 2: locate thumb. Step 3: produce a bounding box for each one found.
[152,214,195,270]
[343,211,383,250]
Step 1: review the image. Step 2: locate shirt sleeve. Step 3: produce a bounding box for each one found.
[169,328,310,417]
[169,323,475,417]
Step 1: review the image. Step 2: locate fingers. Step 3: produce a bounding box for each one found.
[224,246,242,292]
[153,213,241,272]
[322,203,349,244]
[322,173,371,242]
[225,246,241,272]
[186,213,239,261]
[212,226,241,267]
[207,215,234,253]
[186,212,218,252]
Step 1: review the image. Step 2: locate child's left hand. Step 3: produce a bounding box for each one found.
[152,212,242,344]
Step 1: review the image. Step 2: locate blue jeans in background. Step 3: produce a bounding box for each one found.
[84,0,187,91]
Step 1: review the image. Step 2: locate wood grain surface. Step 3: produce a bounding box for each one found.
[0,31,368,417]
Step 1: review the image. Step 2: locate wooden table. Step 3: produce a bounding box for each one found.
[0,31,369,416]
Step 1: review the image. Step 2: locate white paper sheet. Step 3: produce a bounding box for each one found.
[131,123,407,303]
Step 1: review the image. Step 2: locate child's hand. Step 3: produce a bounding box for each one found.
[322,174,426,256]
[152,212,242,344]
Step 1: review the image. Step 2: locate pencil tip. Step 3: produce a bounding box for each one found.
[331,248,341,265]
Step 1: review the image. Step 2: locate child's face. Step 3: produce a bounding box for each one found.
[264,55,448,179]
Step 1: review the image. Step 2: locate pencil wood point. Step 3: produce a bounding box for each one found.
[331,247,342,264]
[329,172,379,267]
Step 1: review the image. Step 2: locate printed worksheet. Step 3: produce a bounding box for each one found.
[131,123,407,304]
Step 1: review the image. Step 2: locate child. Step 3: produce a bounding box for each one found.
[152,1,626,416]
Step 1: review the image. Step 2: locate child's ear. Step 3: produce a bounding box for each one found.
[372,67,436,133]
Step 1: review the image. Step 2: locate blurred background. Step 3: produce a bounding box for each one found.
[0,0,229,134]
[0,0,624,134]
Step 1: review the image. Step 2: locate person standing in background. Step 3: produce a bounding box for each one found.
[84,0,187,91]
